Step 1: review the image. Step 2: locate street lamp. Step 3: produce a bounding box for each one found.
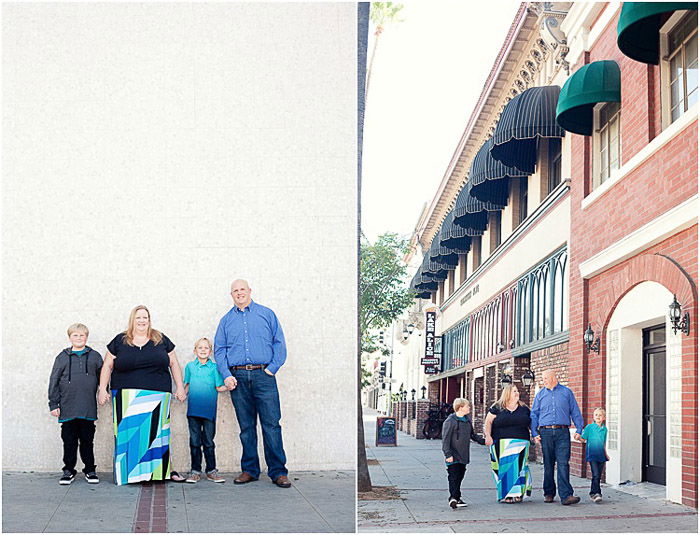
[584,323,600,353]
[411,388,416,401]
[521,369,535,387]
[669,295,690,335]
[407,323,415,335]
[421,385,427,399]
[500,373,513,386]
[402,326,409,341]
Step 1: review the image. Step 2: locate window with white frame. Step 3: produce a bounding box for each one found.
[593,101,621,188]
[665,11,698,124]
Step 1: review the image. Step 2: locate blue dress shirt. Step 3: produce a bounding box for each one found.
[530,383,584,437]
[214,300,287,379]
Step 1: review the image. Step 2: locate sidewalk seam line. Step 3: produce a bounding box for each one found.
[293,485,336,533]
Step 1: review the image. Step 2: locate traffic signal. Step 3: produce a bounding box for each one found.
[379,361,387,377]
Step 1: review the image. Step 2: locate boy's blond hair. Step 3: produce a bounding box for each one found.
[67,323,89,336]
[593,407,606,416]
[194,337,213,352]
[453,398,470,411]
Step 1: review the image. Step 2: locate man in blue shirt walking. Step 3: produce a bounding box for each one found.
[531,369,584,505]
[214,279,291,488]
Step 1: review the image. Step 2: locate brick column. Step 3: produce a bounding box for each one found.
[414,399,431,439]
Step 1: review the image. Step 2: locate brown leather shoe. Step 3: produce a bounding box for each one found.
[561,495,581,505]
[233,472,258,485]
[273,475,292,488]
[543,495,555,503]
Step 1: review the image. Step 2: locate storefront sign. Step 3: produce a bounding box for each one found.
[424,365,440,374]
[425,311,436,357]
[421,357,439,365]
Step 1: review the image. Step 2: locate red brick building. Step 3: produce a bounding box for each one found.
[558,2,697,507]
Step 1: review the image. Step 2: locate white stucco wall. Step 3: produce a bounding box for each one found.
[2,3,357,472]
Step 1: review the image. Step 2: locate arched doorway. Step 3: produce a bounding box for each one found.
[605,281,682,502]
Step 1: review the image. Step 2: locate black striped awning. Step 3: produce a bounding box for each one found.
[439,210,472,253]
[468,137,527,204]
[490,85,565,174]
[410,270,439,291]
[428,232,460,266]
[453,177,505,233]
[419,248,452,280]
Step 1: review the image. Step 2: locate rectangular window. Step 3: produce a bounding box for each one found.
[547,138,562,194]
[473,236,482,269]
[595,101,621,187]
[667,12,698,123]
[518,177,528,225]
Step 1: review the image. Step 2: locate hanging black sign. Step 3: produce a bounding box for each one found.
[425,311,436,357]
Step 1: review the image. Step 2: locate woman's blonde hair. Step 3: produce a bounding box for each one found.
[194,337,213,352]
[494,383,524,410]
[124,305,163,346]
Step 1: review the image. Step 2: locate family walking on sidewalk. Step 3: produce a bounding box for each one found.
[48,279,291,489]
[442,369,609,509]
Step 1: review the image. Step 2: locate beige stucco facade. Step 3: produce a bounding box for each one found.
[2,3,357,472]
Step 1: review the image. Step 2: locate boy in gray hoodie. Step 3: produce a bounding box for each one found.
[48,323,103,485]
[442,398,485,509]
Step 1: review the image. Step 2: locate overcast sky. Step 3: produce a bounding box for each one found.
[361,1,522,243]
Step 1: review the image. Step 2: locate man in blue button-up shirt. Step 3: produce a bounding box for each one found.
[214,279,290,488]
[530,369,584,505]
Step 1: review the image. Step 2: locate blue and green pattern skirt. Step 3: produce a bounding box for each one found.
[112,389,171,485]
[489,438,532,501]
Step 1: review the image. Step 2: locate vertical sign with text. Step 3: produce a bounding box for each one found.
[422,311,439,373]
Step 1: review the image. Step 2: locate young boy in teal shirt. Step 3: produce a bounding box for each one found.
[184,338,228,483]
[579,407,609,503]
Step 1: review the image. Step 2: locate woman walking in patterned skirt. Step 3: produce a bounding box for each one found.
[483,384,532,503]
[98,305,187,485]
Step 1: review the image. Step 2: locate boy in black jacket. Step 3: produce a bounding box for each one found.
[441,398,485,509]
[48,323,103,485]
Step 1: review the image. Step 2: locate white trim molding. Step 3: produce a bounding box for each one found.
[582,107,698,210]
[579,195,698,279]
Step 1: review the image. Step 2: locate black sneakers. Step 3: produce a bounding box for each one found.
[449,498,458,509]
[455,499,468,508]
[85,472,99,484]
[59,470,75,485]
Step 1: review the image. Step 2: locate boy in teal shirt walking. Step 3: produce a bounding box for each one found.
[579,407,609,503]
[184,338,228,483]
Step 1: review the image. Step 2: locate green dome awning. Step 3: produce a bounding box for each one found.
[556,60,621,136]
[618,2,698,64]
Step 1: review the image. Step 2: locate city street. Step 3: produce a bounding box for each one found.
[359,408,698,532]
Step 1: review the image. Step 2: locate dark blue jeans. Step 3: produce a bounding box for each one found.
[539,427,574,501]
[230,368,287,480]
[187,416,216,473]
[589,461,605,496]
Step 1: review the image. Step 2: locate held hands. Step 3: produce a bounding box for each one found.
[533,435,542,444]
[175,386,187,402]
[50,408,60,418]
[224,376,238,391]
[574,433,582,442]
[485,435,493,447]
[98,389,110,406]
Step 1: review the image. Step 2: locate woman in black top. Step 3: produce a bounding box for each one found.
[484,384,532,503]
[98,305,186,485]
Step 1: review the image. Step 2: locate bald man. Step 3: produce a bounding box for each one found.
[214,279,290,488]
[530,369,584,505]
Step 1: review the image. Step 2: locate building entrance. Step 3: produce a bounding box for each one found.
[642,325,666,485]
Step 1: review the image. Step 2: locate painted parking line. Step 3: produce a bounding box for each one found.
[357,511,698,529]
[133,483,167,533]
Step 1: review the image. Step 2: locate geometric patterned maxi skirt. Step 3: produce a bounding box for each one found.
[112,389,171,485]
[489,438,532,501]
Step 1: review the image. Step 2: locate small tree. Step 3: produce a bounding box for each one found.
[358,232,415,492]
[365,2,404,102]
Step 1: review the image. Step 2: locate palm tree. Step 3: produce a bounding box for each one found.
[365,2,404,102]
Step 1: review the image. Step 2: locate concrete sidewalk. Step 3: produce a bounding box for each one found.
[359,408,697,532]
[3,470,355,533]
